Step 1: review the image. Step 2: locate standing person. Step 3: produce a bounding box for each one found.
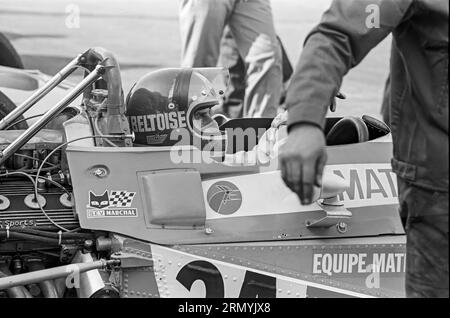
[381,74,391,126]
[179,0,283,118]
[218,28,294,118]
[279,0,448,297]
[218,27,247,119]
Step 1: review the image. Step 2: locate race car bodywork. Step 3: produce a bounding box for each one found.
[0,48,405,298]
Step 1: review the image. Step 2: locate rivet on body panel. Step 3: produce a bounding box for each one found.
[90,166,109,178]
[336,222,348,233]
[205,228,213,234]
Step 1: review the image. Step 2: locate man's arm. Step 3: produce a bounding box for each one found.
[286,0,413,129]
[281,0,414,204]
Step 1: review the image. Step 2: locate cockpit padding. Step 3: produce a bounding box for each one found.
[362,115,391,140]
[326,116,369,146]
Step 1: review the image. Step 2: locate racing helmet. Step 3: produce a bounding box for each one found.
[126,68,227,151]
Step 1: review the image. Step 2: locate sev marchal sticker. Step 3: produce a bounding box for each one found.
[87,190,138,218]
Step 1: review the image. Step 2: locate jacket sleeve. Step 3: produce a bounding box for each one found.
[286,0,414,130]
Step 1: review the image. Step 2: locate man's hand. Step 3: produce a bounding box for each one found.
[279,124,327,205]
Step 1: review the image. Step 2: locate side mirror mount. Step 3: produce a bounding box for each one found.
[307,172,352,228]
[310,171,349,203]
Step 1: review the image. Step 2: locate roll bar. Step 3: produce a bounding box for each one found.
[0,47,132,166]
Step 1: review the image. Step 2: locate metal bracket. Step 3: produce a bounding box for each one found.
[110,252,153,269]
[305,197,352,228]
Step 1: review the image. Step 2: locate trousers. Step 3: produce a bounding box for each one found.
[398,178,449,298]
[179,0,283,117]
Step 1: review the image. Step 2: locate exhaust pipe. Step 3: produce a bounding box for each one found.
[26,259,59,298]
[72,251,119,298]
[82,47,132,147]
[0,263,32,298]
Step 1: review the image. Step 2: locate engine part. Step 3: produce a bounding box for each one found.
[0,129,63,170]
[26,258,59,298]
[0,262,32,298]
[72,251,119,298]
[59,193,73,208]
[62,112,95,147]
[0,47,135,168]
[54,277,67,298]
[11,258,22,274]
[95,236,113,252]
[46,171,71,187]
[27,283,41,297]
[0,195,10,211]
[83,47,132,147]
[0,258,118,290]
[0,180,79,231]
[24,193,47,210]
[0,65,105,165]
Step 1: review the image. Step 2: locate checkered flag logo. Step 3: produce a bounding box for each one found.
[109,191,136,208]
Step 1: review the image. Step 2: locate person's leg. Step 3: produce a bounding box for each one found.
[398,179,449,298]
[277,35,293,107]
[218,27,246,118]
[228,0,282,118]
[179,0,232,67]
[381,74,391,126]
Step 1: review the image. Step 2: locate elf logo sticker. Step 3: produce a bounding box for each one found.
[207,181,242,215]
[87,190,138,218]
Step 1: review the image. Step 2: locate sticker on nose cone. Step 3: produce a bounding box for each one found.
[207,181,242,215]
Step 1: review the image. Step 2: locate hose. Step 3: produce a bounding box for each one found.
[0,230,86,245]
[33,134,130,232]
[8,227,94,239]
[4,113,45,130]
